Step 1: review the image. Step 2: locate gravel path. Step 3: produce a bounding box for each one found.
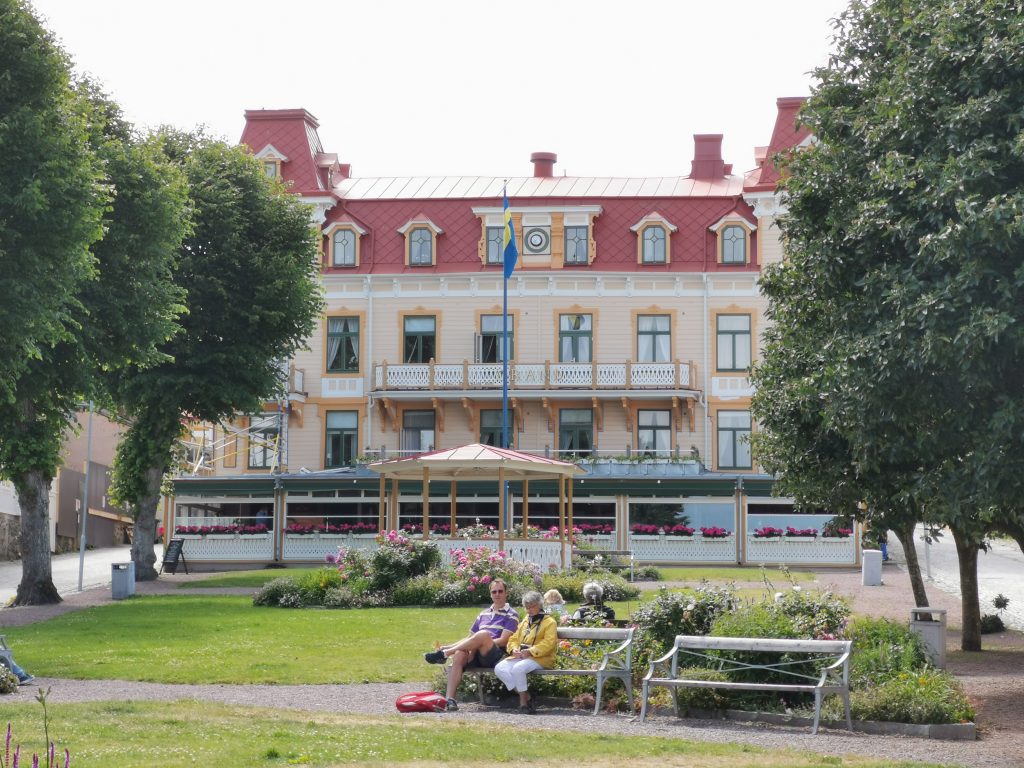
[1,567,1022,767]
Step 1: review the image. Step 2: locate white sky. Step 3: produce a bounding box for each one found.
[30,0,849,179]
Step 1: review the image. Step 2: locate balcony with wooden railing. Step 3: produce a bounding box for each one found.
[372,360,698,393]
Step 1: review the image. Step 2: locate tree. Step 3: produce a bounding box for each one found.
[752,0,1024,650]
[112,131,324,580]
[0,71,189,603]
[0,0,104,404]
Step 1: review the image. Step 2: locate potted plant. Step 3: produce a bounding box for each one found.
[753,526,785,539]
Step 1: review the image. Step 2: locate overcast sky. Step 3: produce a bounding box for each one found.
[30,0,850,179]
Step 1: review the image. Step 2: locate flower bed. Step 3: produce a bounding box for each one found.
[785,526,819,538]
[174,524,269,536]
[284,522,377,535]
[753,526,785,538]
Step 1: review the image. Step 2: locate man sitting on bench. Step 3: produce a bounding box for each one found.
[423,578,519,712]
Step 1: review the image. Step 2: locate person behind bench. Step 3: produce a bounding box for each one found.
[572,581,615,624]
[424,578,519,712]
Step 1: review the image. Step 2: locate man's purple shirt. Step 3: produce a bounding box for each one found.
[470,603,520,639]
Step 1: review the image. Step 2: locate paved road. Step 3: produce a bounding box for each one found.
[0,545,162,605]
[888,525,1024,631]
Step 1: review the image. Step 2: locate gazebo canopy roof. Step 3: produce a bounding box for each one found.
[366,443,583,482]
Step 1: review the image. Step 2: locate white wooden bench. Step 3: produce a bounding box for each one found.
[460,626,635,715]
[640,635,853,734]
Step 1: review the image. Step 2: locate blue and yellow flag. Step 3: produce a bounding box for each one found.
[502,187,518,279]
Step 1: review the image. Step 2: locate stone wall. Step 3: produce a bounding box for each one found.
[0,513,21,560]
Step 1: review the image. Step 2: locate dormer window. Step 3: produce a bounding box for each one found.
[709,214,756,265]
[253,144,288,182]
[630,213,678,265]
[721,225,746,263]
[398,217,443,267]
[325,221,366,268]
[642,226,666,263]
[409,228,432,265]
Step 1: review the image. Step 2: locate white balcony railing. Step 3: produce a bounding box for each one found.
[373,360,695,392]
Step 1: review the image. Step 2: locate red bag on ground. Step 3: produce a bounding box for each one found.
[395,691,448,713]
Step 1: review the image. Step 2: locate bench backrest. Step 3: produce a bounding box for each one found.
[557,626,633,643]
[674,635,851,655]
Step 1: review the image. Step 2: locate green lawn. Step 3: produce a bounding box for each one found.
[655,566,815,583]
[3,596,635,684]
[0,700,937,768]
[178,568,322,588]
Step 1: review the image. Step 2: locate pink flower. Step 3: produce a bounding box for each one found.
[467,585,475,592]
[470,576,479,584]
[481,574,491,584]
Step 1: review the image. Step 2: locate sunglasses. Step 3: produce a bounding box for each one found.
[490,589,505,594]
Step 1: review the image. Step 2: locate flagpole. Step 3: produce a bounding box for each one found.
[501,182,518,536]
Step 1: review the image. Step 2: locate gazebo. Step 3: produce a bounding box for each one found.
[367,443,583,564]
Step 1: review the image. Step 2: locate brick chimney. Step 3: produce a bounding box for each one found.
[531,151,557,178]
[689,134,726,179]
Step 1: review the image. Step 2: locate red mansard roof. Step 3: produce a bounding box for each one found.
[744,96,811,193]
[240,107,785,275]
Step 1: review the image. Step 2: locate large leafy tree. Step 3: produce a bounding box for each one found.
[112,131,323,580]
[0,0,104,403]
[0,71,188,604]
[753,0,1024,650]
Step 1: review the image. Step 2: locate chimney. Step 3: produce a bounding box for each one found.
[531,151,557,178]
[689,134,726,179]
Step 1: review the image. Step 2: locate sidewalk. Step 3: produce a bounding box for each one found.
[0,544,161,605]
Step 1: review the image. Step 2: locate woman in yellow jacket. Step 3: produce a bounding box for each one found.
[494,590,558,713]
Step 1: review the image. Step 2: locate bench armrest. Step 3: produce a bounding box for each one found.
[598,638,633,672]
[643,646,678,682]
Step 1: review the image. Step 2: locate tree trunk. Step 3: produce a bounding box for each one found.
[951,526,981,652]
[13,470,61,605]
[894,522,930,607]
[129,465,164,581]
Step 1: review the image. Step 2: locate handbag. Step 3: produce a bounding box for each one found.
[395,691,448,713]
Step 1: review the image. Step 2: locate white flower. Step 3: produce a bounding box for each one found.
[792,585,802,592]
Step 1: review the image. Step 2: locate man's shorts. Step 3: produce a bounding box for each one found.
[473,643,506,669]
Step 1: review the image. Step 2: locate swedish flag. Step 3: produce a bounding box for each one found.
[503,188,518,279]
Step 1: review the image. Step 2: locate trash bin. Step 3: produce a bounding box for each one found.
[861,549,883,586]
[111,562,135,600]
[910,607,947,668]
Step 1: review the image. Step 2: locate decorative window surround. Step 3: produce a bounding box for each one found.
[709,214,756,265]
[631,213,678,265]
[325,221,367,268]
[254,143,288,179]
[397,216,443,267]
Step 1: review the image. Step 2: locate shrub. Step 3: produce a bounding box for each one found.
[771,587,850,639]
[666,668,732,712]
[369,531,441,592]
[323,586,390,609]
[711,602,799,641]
[390,574,447,606]
[631,584,737,675]
[0,667,17,695]
[841,617,929,688]
[633,583,738,649]
[252,577,305,607]
[540,571,640,603]
[825,670,975,724]
[980,614,1005,634]
[295,567,343,604]
[445,546,544,603]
